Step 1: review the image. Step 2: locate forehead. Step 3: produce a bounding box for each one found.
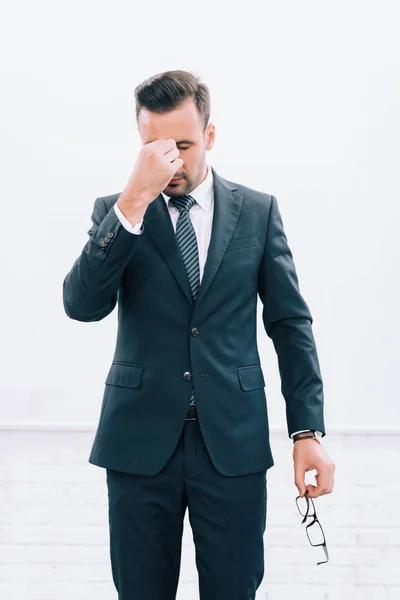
[138,98,202,143]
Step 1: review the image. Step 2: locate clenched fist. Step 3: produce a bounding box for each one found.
[117,138,184,226]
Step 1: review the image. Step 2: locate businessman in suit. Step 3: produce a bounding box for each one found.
[63,70,335,599]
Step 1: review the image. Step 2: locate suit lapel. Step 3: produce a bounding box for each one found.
[144,166,243,309]
[195,169,243,308]
[144,189,194,307]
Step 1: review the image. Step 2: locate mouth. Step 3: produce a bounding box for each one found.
[170,177,183,184]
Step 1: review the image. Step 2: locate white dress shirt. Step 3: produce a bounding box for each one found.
[113,164,321,440]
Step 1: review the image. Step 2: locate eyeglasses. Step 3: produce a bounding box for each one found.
[295,490,329,565]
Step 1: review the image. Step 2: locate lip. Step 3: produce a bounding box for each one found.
[170,177,183,183]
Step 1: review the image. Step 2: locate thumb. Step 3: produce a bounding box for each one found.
[294,464,306,497]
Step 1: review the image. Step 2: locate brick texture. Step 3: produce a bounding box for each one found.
[0,427,399,599]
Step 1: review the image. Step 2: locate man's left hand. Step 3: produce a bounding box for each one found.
[293,439,336,498]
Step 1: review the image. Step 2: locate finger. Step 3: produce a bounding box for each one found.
[294,464,307,497]
[319,463,335,496]
[305,483,318,498]
[326,468,335,494]
[165,146,180,160]
[312,468,331,498]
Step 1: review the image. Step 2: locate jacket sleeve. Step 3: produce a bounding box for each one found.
[257,194,326,438]
[62,196,144,322]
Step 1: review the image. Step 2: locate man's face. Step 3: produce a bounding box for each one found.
[137,98,215,196]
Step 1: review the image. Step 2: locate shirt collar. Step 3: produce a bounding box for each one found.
[162,163,213,212]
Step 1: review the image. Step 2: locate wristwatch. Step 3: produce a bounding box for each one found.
[292,430,322,444]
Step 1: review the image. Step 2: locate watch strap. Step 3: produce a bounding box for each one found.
[292,430,320,444]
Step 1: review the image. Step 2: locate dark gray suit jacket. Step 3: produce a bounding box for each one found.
[63,166,325,476]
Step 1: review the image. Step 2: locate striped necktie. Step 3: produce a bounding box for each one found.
[169,194,200,406]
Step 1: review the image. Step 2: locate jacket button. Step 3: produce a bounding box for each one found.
[183,371,192,381]
[191,327,199,336]
[106,232,114,238]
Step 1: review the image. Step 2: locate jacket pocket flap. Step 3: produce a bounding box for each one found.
[226,234,260,252]
[237,365,265,391]
[105,362,144,388]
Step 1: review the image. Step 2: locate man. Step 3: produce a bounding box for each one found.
[63,69,335,599]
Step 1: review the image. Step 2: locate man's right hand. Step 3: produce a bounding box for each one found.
[116,139,184,226]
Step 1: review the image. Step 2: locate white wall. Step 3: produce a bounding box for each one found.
[1,0,399,598]
[1,1,399,429]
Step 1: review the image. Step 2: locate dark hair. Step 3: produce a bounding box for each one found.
[134,70,211,132]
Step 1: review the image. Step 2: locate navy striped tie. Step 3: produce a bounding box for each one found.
[169,194,200,406]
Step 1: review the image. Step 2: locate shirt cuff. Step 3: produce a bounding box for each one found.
[114,203,144,234]
[291,430,323,439]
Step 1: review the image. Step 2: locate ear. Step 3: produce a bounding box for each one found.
[205,122,215,151]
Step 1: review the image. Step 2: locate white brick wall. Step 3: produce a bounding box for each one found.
[1,425,399,600]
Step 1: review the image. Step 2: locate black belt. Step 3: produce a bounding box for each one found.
[185,403,197,421]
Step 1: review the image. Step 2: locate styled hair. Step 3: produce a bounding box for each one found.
[134,70,211,132]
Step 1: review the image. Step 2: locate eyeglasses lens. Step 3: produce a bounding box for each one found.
[306,520,325,546]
